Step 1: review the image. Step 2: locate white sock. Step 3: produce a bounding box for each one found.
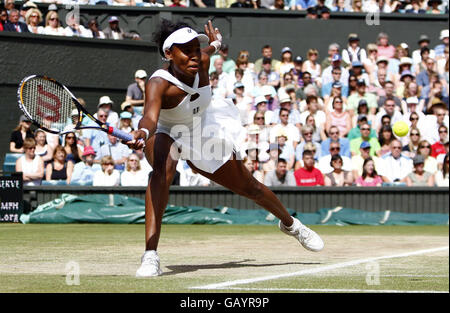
[285,217,297,231]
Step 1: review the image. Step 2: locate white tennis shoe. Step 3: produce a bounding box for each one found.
[136,250,163,277]
[279,217,324,252]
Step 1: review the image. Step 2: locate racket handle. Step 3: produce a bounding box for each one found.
[108,126,134,142]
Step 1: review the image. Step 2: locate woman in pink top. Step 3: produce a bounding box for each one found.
[356,158,383,186]
[325,97,351,137]
[376,32,396,59]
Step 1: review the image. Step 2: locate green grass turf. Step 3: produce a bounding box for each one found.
[0,224,448,293]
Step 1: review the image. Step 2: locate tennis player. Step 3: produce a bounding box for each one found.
[126,19,324,277]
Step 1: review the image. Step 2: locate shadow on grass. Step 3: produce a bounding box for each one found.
[164,259,321,276]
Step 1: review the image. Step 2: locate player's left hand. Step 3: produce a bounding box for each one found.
[204,20,222,45]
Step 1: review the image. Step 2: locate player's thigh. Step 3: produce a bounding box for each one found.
[145,133,179,177]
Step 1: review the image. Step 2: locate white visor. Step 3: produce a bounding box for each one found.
[162,27,209,52]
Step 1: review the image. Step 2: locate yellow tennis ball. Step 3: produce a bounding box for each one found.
[393,121,409,137]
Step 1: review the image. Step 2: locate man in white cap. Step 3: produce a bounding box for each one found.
[270,107,300,149]
[125,69,147,115]
[121,101,141,130]
[434,29,449,60]
[270,95,301,129]
[102,16,140,40]
[95,96,119,127]
[412,34,435,66]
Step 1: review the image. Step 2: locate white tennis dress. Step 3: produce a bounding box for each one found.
[151,69,246,174]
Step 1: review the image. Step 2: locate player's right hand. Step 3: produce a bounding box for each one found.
[123,130,146,150]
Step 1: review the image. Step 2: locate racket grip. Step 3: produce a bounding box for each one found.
[108,127,134,142]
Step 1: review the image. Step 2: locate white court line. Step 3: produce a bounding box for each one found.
[224,287,448,293]
[191,246,449,290]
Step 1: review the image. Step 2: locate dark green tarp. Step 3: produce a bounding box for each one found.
[20,194,449,226]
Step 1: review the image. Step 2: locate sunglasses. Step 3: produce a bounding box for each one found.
[410,117,419,121]
[129,159,138,162]
[254,117,264,120]
[303,76,311,79]
[360,128,370,131]
[420,145,431,149]
[330,147,340,151]
[303,132,313,135]
[102,163,114,166]
[410,133,420,136]
[439,130,448,133]
[50,18,58,21]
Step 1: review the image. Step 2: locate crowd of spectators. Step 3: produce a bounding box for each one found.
[1,1,448,37]
[4,0,449,188]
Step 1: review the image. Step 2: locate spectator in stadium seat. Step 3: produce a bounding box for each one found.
[213,57,234,96]
[4,0,15,14]
[416,58,438,88]
[401,96,425,124]
[322,69,349,101]
[25,8,43,34]
[254,44,281,74]
[45,145,74,185]
[305,113,326,143]
[379,140,413,184]
[260,57,280,89]
[291,55,304,88]
[70,146,101,186]
[402,127,421,158]
[406,0,427,13]
[82,108,110,154]
[404,154,435,186]
[63,132,83,165]
[300,94,326,128]
[374,98,403,132]
[103,16,140,40]
[93,156,120,187]
[95,134,131,171]
[262,143,281,176]
[0,8,8,31]
[331,0,350,11]
[321,43,343,71]
[378,80,402,109]
[248,111,271,143]
[302,49,322,84]
[434,29,449,60]
[295,72,321,101]
[412,35,435,67]
[342,33,367,65]
[95,96,120,127]
[351,141,384,178]
[318,140,352,175]
[376,32,396,59]
[15,138,44,186]
[416,139,439,174]
[126,70,147,115]
[305,6,319,18]
[378,125,396,157]
[350,122,381,157]
[347,79,378,115]
[87,18,106,39]
[270,108,301,149]
[296,126,320,165]
[355,157,383,186]
[321,125,351,157]
[34,129,54,164]
[3,8,28,32]
[264,158,296,187]
[270,95,302,129]
[230,0,256,8]
[434,153,449,186]
[10,115,34,153]
[42,11,65,36]
[120,154,149,186]
[414,47,432,76]
[64,13,91,38]
[233,82,253,126]
[275,129,296,170]
[276,47,295,76]
[294,150,324,186]
[248,96,274,126]
[324,154,354,186]
[210,43,236,75]
[350,99,376,129]
[321,54,350,88]
[426,0,445,14]
[325,96,352,138]
[431,125,449,158]
[118,111,134,134]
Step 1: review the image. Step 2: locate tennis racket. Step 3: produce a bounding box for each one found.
[17,75,134,142]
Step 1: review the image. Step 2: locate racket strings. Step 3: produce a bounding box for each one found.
[21,77,73,133]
